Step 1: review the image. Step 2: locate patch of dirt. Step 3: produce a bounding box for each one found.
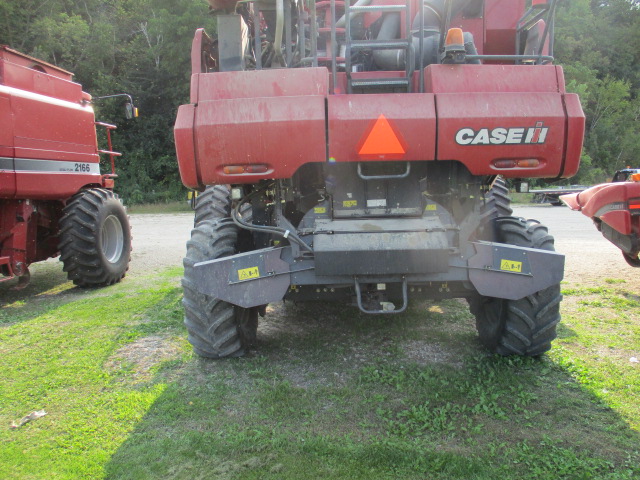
[401,340,464,368]
[105,335,182,380]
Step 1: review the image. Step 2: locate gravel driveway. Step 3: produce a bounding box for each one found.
[127,213,193,278]
[127,205,634,285]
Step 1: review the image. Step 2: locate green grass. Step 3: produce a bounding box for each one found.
[1,268,638,479]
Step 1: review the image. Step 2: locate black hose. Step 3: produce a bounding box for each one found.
[231,184,314,253]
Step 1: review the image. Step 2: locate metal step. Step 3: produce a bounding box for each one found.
[350,39,411,50]
[350,78,411,88]
[349,5,407,13]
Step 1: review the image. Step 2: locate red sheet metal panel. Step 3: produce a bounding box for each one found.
[328,94,436,162]
[0,94,15,197]
[178,68,330,187]
[484,0,526,55]
[561,93,585,178]
[565,182,640,235]
[175,104,199,189]
[195,67,328,102]
[14,172,101,200]
[193,95,327,185]
[10,87,98,164]
[1,54,82,103]
[436,91,567,177]
[425,64,562,94]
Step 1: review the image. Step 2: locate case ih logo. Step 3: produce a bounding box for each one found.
[456,122,549,146]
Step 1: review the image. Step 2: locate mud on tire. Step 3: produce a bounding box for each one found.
[58,188,131,287]
[469,216,562,356]
[182,220,258,358]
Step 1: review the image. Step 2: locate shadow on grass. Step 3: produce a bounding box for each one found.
[104,300,640,480]
[0,259,87,325]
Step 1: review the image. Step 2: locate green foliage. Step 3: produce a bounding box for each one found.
[0,0,215,204]
[1,0,638,198]
[556,0,640,183]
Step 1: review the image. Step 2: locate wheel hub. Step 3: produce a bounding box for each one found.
[102,215,124,263]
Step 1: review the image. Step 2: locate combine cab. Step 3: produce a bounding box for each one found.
[175,0,585,357]
[0,46,132,287]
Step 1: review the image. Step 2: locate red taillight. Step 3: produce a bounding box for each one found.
[244,164,269,174]
[493,159,517,169]
[493,159,540,169]
[629,198,640,213]
[223,164,269,175]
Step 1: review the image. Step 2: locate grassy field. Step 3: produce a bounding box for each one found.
[1,265,638,479]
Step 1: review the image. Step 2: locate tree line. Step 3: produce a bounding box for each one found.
[0,0,638,203]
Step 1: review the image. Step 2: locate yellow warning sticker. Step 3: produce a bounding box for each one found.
[500,259,522,273]
[314,207,327,214]
[425,204,437,211]
[237,266,260,281]
[343,200,358,208]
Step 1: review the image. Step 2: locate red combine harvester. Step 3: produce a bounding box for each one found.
[561,169,640,267]
[175,0,584,358]
[0,46,132,288]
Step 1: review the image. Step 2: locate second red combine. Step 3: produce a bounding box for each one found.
[175,0,585,358]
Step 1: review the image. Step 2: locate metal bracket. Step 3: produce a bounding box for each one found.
[357,162,411,181]
[354,277,408,314]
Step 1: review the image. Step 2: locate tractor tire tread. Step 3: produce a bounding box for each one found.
[469,216,561,356]
[182,219,258,359]
[58,188,131,287]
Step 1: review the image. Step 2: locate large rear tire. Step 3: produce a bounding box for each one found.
[194,185,231,225]
[481,176,513,221]
[182,220,258,358]
[58,188,131,287]
[469,217,562,356]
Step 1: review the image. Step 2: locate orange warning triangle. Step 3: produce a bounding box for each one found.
[358,114,406,158]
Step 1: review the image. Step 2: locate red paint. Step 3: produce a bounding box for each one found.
[562,182,640,236]
[328,94,436,164]
[176,2,584,186]
[1,47,122,279]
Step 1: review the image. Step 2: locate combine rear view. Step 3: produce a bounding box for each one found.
[175,0,585,357]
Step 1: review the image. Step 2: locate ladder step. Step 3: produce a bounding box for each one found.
[318,56,346,63]
[350,39,410,50]
[318,27,346,35]
[350,78,410,88]
[349,5,407,13]
[316,1,346,9]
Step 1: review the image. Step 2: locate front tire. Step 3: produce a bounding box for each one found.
[182,220,258,358]
[59,188,131,287]
[469,217,562,356]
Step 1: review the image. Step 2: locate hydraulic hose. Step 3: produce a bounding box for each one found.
[231,184,314,253]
